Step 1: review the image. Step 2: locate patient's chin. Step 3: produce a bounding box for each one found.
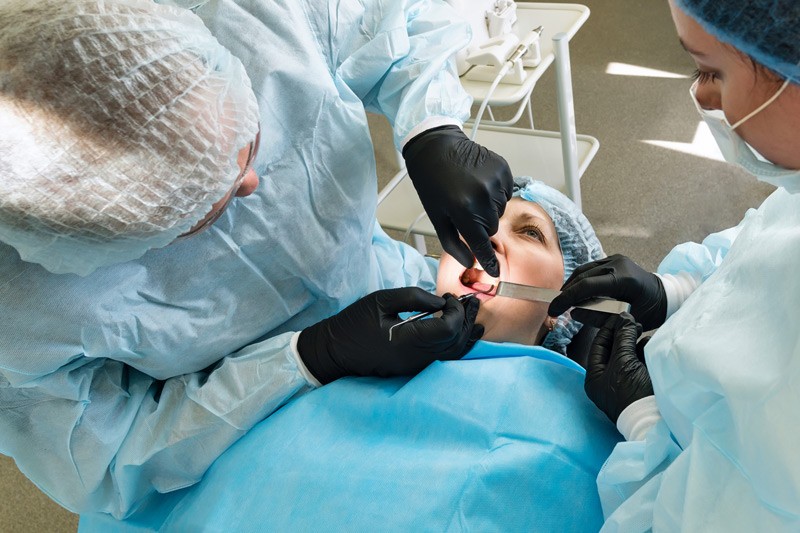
[476,300,550,345]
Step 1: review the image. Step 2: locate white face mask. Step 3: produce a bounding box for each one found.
[690,79,800,193]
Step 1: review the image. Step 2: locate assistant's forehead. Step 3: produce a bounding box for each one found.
[669,0,733,64]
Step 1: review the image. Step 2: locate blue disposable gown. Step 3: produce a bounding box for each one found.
[597,188,800,531]
[78,343,621,532]
[0,0,470,518]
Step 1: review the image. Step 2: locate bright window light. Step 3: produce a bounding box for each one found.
[643,122,724,161]
[605,62,689,79]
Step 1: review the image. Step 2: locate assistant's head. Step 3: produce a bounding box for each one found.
[669,0,800,173]
[437,178,604,353]
[0,0,260,275]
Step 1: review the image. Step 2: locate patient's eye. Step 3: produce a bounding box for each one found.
[520,224,544,242]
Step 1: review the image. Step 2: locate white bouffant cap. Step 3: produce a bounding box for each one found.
[0,0,259,275]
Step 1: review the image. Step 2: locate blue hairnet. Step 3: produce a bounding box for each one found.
[674,0,800,83]
[512,178,605,354]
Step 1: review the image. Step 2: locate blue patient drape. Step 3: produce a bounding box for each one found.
[80,342,620,532]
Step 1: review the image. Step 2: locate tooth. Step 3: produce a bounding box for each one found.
[474,262,484,271]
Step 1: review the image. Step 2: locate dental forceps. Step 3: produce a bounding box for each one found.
[388,287,494,342]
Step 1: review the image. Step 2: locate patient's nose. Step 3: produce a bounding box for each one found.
[489,231,506,255]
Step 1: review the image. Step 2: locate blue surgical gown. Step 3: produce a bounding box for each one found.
[597,188,800,531]
[0,0,470,518]
[78,343,621,532]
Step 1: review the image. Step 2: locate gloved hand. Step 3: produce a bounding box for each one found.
[635,333,654,365]
[548,254,667,331]
[402,125,514,278]
[297,287,484,384]
[585,313,654,424]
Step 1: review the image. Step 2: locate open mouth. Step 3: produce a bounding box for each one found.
[459,266,497,299]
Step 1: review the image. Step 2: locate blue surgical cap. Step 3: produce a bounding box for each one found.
[512,178,605,354]
[674,0,800,83]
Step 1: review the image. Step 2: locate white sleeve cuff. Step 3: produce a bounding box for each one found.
[290,331,322,388]
[401,117,463,150]
[657,271,702,318]
[616,396,662,441]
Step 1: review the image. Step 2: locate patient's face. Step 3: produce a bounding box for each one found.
[436,198,564,345]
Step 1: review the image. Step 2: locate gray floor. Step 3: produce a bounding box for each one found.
[0,1,773,531]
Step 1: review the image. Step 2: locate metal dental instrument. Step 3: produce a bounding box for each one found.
[495,282,631,315]
[388,289,490,342]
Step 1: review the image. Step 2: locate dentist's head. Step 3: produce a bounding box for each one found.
[0,0,260,275]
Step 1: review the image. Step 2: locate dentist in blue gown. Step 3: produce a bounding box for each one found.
[0,0,511,519]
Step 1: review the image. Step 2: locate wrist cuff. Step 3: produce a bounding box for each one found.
[617,395,661,441]
[290,331,322,388]
[657,271,702,318]
[401,117,462,150]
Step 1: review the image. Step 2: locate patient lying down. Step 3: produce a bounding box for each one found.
[101,181,617,533]
[437,177,604,354]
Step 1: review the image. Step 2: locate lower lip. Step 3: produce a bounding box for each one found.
[460,281,496,301]
[472,292,494,302]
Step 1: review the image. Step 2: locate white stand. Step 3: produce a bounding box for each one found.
[377,3,597,248]
[553,32,581,209]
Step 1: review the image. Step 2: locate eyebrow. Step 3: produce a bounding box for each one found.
[679,38,706,57]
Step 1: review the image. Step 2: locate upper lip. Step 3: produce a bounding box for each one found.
[460,266,500,292]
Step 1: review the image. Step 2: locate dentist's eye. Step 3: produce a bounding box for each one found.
[691,68,718,84]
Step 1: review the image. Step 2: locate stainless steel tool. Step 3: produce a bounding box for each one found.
[388,293,478,342]
[495,281,630,315]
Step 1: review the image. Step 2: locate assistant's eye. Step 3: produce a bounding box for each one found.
[519,224,544,242]
[691,68,718,84]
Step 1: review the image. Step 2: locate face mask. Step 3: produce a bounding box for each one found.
[690,79,800,193]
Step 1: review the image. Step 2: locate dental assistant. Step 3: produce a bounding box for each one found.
[547,0,800,529]
[0,0,501,519]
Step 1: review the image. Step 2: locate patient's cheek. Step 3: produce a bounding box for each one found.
[435,254,461,296]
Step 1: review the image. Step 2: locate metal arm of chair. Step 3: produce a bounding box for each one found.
[553,32,581,209]
[464,83,537,129]
[377,168,409,206]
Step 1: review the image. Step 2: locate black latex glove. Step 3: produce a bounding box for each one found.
[402,125,514,277]
[297,287,484,384]
[548,254,667,331]
[585,313,654,424]
[635,333,654,366]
